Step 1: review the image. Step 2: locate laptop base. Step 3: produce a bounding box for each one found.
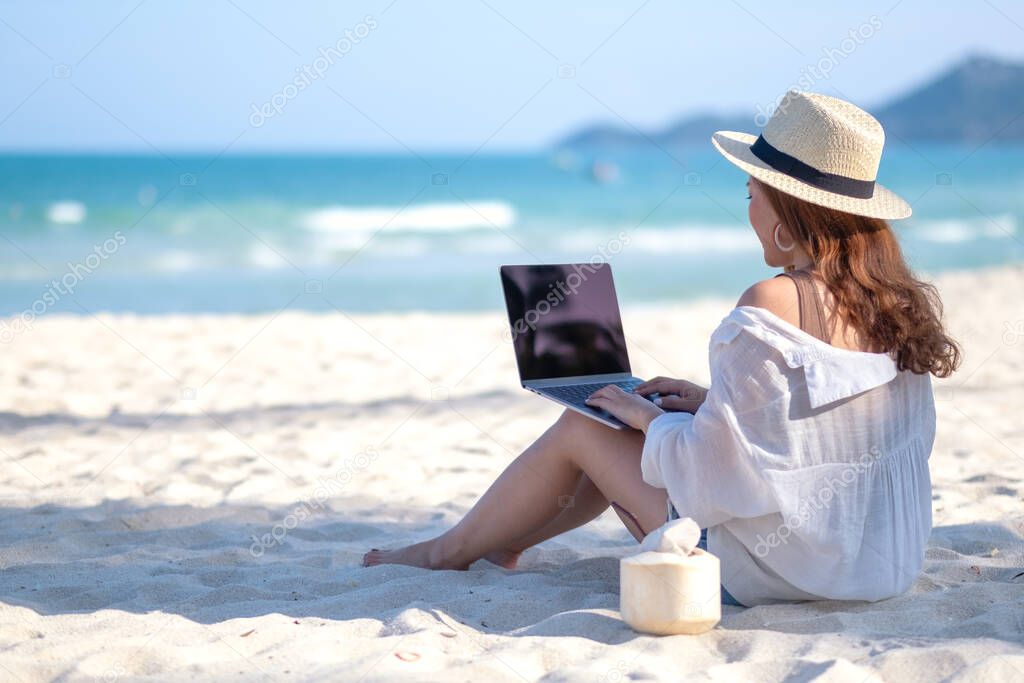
[527,375,648,430]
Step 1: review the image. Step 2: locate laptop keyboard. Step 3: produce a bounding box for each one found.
[542,379,645,406]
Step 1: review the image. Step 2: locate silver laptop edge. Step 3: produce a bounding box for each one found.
[525,372,635,389]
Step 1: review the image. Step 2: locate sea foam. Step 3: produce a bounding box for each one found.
[907,215,1017,243]
[46,200,87,225]
[555,226,760,255]
[303,201,515,233]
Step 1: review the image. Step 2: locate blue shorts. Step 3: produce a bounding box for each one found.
[667,501,744,607]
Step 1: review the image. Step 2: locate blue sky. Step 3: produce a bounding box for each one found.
[1,0,1023,152]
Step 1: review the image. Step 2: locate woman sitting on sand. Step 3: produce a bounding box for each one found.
[363,91,961,607]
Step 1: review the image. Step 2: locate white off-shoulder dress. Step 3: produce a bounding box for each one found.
[641,305,936,606]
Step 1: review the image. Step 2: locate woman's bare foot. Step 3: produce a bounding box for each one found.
[361,538,470,570]
[482,548,522,569]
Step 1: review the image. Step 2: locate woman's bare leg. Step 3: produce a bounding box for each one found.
[482,471,610,568]
[363,410,668,570]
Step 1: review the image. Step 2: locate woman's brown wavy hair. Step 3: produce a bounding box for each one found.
[756,179,961,378]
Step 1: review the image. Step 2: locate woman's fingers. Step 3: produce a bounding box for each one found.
[586,384,631,411]
[655,394,699,413]
[635,376,667,389]
[635,377,670,394]
[589,384,624,399]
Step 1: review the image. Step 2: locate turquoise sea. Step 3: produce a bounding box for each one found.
[0,144,1021,315]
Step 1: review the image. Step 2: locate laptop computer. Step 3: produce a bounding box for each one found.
[500,263,655,430]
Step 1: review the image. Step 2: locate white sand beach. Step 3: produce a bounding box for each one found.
[1,266,1023,682]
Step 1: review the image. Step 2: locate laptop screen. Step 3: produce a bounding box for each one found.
[500,263,631,382]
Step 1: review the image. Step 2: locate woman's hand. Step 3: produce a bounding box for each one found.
[634,376,708,414]
[585,385,664,433]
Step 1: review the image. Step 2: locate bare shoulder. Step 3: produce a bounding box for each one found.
[735,275,800,327]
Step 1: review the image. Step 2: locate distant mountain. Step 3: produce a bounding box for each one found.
[557,113,749,150]
[655,113,755,143]
[875,55,1024,141]
[555,54,1024,149]
[558,124,652,149]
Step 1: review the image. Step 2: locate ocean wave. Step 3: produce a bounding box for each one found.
[306,224,762,257]
[628,226,759,253]
[556,225,760,254]
[46,200,87,225]
[303,201,516,234]
[247,243,293,269]
[11,214,1014,279]
[152,250,204,272]
[907,215,1016,243]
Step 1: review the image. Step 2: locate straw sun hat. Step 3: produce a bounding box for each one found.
[711,90,911,220]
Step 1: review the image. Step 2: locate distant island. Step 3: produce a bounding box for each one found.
[555,54,1024,148]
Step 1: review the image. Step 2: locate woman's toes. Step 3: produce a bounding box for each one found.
[360,540,466,570]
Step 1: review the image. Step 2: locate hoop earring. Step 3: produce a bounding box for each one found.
[774,223,796,252]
